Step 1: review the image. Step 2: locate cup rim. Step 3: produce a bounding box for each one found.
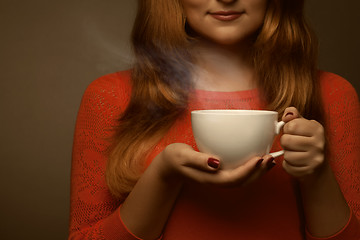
[191,109,278,116]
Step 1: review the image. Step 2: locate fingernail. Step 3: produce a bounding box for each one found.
[285,112,294,117]
[266,157,275,166]
[267,159,276,170]
[256,158,264,168]
[208,158,220,169]
[268,162,276,170]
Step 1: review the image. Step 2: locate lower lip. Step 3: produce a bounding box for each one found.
[210,13,242,21]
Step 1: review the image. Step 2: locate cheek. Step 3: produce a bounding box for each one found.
[181,0,207,18]
[244,0,267,17]
[245,5,267,31]
[252,0,267,20]
[181,0,207,7]
[182,7,207,33]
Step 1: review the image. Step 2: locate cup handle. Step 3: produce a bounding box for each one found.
[269,121,286,158]
[275,121,285,134]
[269,150,284,158]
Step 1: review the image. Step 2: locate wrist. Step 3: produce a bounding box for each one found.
[297,161,351,237]
[296,160,330,186]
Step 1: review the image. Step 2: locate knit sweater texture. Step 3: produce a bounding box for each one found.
[69,70,360,240]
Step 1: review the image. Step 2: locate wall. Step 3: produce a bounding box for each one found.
[306,0,360,87]
[0,1,136,239]
[0,1,358,239]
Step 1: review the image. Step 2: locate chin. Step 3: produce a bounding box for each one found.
[209,36,251,47]
[203,31,256,46]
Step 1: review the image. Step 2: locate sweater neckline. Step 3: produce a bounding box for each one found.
[191,88,259,100]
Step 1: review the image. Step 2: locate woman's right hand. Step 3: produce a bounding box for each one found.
[154,143,275,187]
[120,143,275,239]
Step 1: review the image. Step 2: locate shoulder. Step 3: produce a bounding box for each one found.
[318,70,359,105]
[86,70,132,97]
[318,71,360,134]
[82,70,132,111]
[319,71,357,101]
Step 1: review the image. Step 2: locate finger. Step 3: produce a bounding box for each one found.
[182,150,221,172]
[263,154,276,170]
[167,144,220,172]
[283,151,311,167]
[282,161,315,178]
[282,107,301,123]
[283,118,320,137]
[242,155,276,186]
[227,156,265,180]
[183,156,264,186]
[280,134,314,151]
[285,151,324,167]
[227,155,274,185]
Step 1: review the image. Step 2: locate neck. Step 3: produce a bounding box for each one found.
[191,40,256,92]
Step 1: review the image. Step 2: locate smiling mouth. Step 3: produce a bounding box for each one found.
[209,11,244,21]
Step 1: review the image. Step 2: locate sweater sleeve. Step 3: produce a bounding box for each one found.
[306,72,360,240]
[68,71,145,240]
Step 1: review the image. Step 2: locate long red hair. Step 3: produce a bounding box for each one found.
[106,0,325,201]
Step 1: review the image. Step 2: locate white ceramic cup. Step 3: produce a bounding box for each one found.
[191,110,285,169]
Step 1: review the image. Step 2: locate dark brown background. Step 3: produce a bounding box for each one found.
[0,1,359,239]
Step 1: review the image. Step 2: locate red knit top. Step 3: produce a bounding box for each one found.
[69,70,360,240]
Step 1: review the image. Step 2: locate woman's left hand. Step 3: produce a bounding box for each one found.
[280,107,326,180]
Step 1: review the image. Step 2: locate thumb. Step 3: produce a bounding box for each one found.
[282,107,302,123]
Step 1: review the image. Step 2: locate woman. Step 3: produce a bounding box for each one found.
[69,0,360,239]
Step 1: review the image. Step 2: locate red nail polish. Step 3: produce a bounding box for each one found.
[266,157,275,164]
[267,162,276,170]
[266,157,276,169]
[267,158,276,169]
[208,158,220,169]
[256,158,264,168]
